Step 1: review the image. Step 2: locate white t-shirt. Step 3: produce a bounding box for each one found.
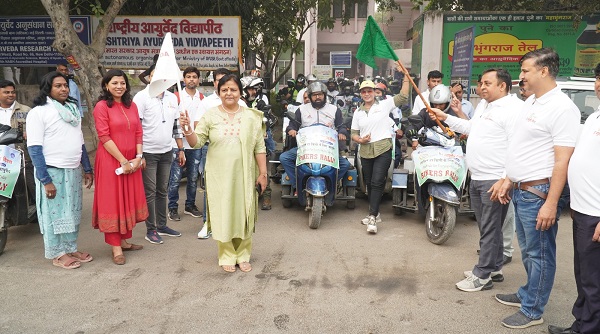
[295,88,307,104]
[411,89,430,115]
[568,109,600,216]
[506,86,580,182]
[26,98,83,168]
[133,87,180,154]
[175,89,203,149]
[445,94,522,180]
[351,98,397,143]
[0,101,15,125]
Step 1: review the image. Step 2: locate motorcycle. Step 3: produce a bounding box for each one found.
[0,125,37,255]
[391,116,473,245]
[279,115,357,229]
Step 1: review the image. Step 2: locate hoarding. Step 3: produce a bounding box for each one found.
[442,13,600,86]
[0,16,92,67]
[100,16,241,70]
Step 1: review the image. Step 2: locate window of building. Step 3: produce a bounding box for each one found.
[357,1,368,18]
[332,0,343,18]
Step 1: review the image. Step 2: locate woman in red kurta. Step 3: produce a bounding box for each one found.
[92,69,149,265]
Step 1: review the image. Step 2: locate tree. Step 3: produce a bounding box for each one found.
[39,0,128,147]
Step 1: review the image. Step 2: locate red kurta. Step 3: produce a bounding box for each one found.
[92,100,149,233]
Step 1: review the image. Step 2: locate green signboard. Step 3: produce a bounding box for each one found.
[411,15,424,79]
[441,12,600,87]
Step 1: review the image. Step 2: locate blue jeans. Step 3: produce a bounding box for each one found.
[168,148,201,209]
[280,147,350,188]
[514,182,569,319]
[265,128,276,155]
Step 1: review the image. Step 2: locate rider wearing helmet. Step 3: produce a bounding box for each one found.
[374,82,388,99]
[407,84,454,150]
[277,78,296,104]
[279,81,351,190]
[295,74,318,104]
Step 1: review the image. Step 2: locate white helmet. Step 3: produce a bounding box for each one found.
[429,84,452,112]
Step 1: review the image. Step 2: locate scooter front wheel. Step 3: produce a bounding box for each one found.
[425,200,456,245]
[308,197,324,229]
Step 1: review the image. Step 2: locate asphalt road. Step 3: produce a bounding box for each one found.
[0,182,577,334]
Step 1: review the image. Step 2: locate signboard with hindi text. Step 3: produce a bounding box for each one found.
[100,16,241,70]
[442,12,600,86]
[295,126,339,169]
[0,146,22,198]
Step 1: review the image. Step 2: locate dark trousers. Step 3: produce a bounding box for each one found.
[142,151,173,231]
[361,149,392,217]
[470,179,509,279]
[571,210,600,334]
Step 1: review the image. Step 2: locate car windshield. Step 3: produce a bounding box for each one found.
[561,89,599,123]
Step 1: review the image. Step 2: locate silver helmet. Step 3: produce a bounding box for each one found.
[306,82,328,109]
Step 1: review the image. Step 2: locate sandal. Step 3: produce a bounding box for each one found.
[221,264,236,273]
[113,254,126,265]
[52,255,81,269]
[69,251,93,263]
[122,244,143,251]
[238,262,252,273]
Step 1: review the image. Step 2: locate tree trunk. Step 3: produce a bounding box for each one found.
[40,0,127,150]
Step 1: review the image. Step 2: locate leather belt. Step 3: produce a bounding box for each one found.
[513,178,550,200]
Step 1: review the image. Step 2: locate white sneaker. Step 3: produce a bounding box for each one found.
[197,222,211,239]
[456,274,493,292]
[361,213,381,225]
[464,270,504,282]
[366,216,378,234]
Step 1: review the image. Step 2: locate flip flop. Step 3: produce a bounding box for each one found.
[238,262,252,273]
[52,255,81,269]
[69,251,93,263]
[122,244,143,251]
[221,264,236,273]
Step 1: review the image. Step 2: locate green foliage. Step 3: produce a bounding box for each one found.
[73,0,106,16]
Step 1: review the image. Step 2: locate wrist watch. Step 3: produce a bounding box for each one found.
[178,148,184,152]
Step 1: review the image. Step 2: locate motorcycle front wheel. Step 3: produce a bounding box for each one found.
[425,200,456,245]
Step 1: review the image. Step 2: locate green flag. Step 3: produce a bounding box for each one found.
[356,16,399,70]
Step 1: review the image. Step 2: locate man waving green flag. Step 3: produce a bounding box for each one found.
[356,16,399,69]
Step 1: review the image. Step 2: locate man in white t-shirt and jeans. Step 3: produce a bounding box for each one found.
[495,48,580,329]
[167,67,204,221]
[548,63,600,334]
[134,69,186,244]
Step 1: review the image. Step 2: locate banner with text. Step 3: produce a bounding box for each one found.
[295,126,339,169]
[0,16,91,67]
[0,146,22,198]
[412,146,466,190]
[101,16,241,70]
[442,13,600,84]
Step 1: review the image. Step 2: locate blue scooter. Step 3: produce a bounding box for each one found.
[280,120,357,229]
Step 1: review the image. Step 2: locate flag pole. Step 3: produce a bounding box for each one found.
[395,60,455,138]
[176,74,190,133]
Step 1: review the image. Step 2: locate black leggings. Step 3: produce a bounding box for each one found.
[361,149,392,216]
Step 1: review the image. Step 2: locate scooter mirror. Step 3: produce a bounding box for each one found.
[408,114,424,128]
[0,127,18,146]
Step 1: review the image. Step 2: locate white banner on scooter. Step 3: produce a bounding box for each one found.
[412,146,467,190]
[295,125,339,169]
[0,145,21,198]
